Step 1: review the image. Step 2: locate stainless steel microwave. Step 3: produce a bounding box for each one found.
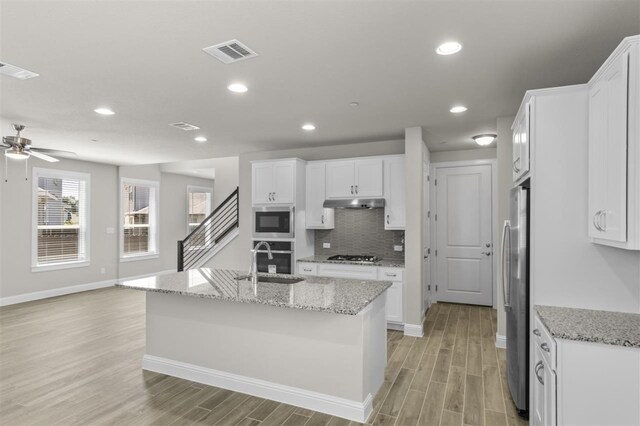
[252,206,295,239]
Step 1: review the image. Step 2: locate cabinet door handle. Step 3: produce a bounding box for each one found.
[350,185,354,195]
[540,342,550,352]
[386,214,390,224]
[355,185,358,194]
[593,210,602,231]
[533,329,541,336]
[481,251,491,256]
[272,192,276,201]
[513,158,521,173]
[321,214,324,224]
[535,361,544,385]
[599,210,607,232]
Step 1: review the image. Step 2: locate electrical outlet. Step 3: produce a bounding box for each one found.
[394,245,403,252]
[100,267,106,274]
[323,242,331,249]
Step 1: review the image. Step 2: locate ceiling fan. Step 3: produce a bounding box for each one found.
[2,124,77,163]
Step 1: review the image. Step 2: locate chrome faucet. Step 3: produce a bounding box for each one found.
[250,241,273,287]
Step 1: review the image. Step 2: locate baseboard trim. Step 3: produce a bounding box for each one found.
[0,269,179,307]
[116,269,176,284]
[404,323,424,338]
[495,333,507,349]
[142,354,373,423]
[0,278,116,307]
[387,321,404,331]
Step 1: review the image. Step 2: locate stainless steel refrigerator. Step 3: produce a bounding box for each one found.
[502,185,529,416]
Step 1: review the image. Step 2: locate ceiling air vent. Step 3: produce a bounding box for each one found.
[169,122,200,131]
[0,61,39,80]
[202,39,258,64]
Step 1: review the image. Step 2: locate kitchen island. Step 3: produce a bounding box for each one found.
[117,268,391,422]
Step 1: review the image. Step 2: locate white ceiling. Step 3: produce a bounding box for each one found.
[1,1,638,165]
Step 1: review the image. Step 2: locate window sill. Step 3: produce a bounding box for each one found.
[120,253,159,263]
[32,260,90,273]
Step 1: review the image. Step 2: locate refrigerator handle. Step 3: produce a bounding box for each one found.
[501,220,511,308]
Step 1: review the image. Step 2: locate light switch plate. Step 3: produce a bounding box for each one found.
[106,227,115,234]
[394,245,403,252]
[268,265,277,274]
[323,242,331,249]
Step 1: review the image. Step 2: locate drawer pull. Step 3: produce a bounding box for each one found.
[533,329,541,336]
[540,342,550,352]
[303,269,312,272]
[386,273,397,277]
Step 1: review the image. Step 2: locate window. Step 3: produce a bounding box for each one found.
[32,168,90,271]
[121,178,159,260]
[187,186,212,234]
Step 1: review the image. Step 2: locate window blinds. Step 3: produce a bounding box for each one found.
[36,175,87,264]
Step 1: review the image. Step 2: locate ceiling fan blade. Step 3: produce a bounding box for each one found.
[30,147,77,157]
[29,150,60,163]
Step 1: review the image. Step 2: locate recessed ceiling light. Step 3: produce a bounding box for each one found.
[436,41,462,55]
[472,134,497,146]
[194,136,207,143]
[94,107,115,115]
[450,105,467,113]
[302,124,316,131]
[227,83,248,93]
[349,102,360,107]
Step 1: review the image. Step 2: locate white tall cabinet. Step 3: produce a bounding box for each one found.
[384,156,406,230]
[588,36,640,250]
[305,162,334,229]
[512,100,531,184]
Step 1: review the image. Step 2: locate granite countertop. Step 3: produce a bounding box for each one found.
[536,305,640,348]
[116,268,391,316]
[298,255,405,268]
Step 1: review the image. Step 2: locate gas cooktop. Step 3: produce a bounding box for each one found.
[327,254,381,264]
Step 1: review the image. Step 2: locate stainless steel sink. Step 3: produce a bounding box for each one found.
[235,275,304,284]
[257,276,305,284]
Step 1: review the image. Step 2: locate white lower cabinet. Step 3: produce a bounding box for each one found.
[533,314,640,426]
[297,262,404,327]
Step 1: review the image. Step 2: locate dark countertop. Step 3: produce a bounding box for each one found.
[536,305,640,348]
[298,255,405,268]
[116,268,391,316]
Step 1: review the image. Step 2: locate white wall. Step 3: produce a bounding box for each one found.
[0,156,119,299]
[209,157,239,208]
[495,116,515,338]
[404,127,429,329]
[430,147,496,163]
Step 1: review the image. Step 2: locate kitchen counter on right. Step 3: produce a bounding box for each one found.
[535,305,640,348]
[298,255,404,268]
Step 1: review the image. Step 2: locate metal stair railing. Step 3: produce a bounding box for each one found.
[177,187,239,271]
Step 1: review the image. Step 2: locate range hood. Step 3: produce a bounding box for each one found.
[323,198,385,209]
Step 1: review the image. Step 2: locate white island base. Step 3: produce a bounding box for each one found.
[141,291,387,422]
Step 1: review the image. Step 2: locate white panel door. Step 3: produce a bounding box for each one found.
[326,161,355,198]
[272,161,295,204]
[435,165,493,305]
[252,163,273,204]
[354,159,383,197]
[384,157,406,229]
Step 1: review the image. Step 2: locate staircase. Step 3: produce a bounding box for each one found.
[177,187,239,271]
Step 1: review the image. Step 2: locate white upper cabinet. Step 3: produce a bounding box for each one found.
[384,156,406,230]
[588,36,639,249]
[305,162,334,229]
[512,100,531,183]
[326,158,383,199]
[252,160,296,205]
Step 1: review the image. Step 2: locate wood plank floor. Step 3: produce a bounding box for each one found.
[0,288,528,426]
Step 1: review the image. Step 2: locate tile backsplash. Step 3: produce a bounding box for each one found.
[314,208,404,260]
